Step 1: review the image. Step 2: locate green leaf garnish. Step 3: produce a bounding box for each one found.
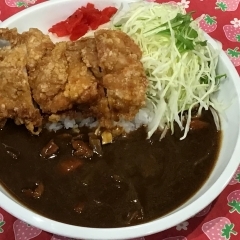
[196,40,207,46]
[200,73,226,84]
[144,12,206,53]
[215,74,227,80]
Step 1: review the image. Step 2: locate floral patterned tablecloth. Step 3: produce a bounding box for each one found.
[0,0,240,239]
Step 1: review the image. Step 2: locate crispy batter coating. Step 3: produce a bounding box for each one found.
[0,27,148,134]
[94,29,147,122]
[0,28,54,71]
[94,29,142,72]
[31,41,99,114]
[78,37,104,78]
[90,86,113,128]
[0,28,55,91]
[21,28,55,71]
[31,42,71,113]
[64,41,98,104]
[0,28,21,47]
[103,63,147,120]
[21,28,55,88]
[0,45,42,133]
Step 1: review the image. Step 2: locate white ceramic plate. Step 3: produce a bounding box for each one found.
[1,0,240,239]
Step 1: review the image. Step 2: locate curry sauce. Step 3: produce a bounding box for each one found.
[0,110,221,228]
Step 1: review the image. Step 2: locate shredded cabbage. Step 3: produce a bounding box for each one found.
[113,1,223,139]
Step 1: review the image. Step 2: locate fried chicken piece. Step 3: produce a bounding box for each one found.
[64,41,98,104]
[21,28,55,70]
[0,28,55,88]
[31,42,71,113]
[78,37,104,78]
[0,45,42,134]
[21,28,55,87]
[89,86,113,128]
[94,29,142,72]
[103,63,147,120]
[31,41,99,114]
[0,28,54,71]
[0,28,21,47]
[94,29,147,122]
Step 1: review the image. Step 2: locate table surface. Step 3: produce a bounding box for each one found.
[0,0,240,239]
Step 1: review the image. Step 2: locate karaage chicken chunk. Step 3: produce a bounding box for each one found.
[64,41,98,104]
[89,86,113,128]
[0,45,42,134]
[94,29,142,72]
[94,29,147,121]
[31,41,99,114]
[30,42,71,113]
[21,28,54,71]
[78,37,104,78]
[103,63,147,120]
[21,28,55,88]
[0,28,21,47]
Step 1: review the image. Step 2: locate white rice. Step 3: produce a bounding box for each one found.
[46,104,154,133]
[116,107,154,133]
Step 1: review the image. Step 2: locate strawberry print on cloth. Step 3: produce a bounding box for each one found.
[13,220,42,240]
[0,214,5,233]
[229,165,240,185]
[5,0,36,8]
[223,21,240,42]
[202,217,238,240]
[227,190,240,213]
[0,0,46,21]
[225,47,240,66]
[216,0,240,11]
[199,14,217,33]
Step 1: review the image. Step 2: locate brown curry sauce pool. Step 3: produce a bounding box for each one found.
[0,110,221,228]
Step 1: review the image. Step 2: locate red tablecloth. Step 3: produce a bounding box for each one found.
[0,0,240,239]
